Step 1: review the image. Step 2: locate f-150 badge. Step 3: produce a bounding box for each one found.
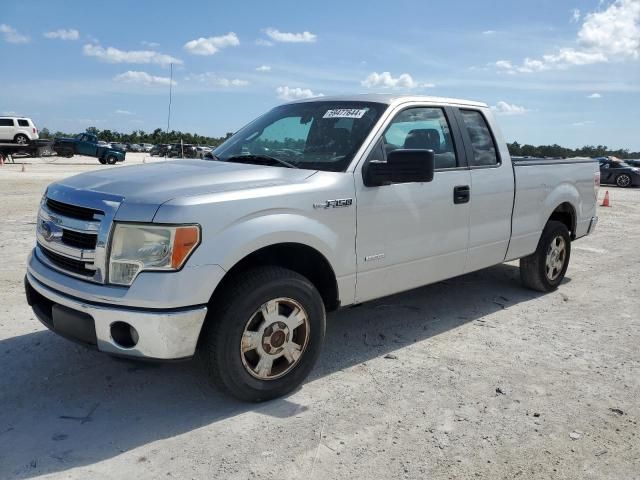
[313,198,353,209]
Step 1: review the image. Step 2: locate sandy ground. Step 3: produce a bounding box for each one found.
[0,154,638,480]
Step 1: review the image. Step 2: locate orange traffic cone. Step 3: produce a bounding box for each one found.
[601,190,610,207]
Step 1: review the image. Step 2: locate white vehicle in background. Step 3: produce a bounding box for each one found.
[0,116,39,144]
[25,95,599,402]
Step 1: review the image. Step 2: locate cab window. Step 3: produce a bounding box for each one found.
[460,110,499,166]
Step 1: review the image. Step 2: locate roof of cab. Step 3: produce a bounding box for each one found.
[287,93,487,108]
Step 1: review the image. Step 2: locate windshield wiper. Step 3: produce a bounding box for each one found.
[225,154,299,169]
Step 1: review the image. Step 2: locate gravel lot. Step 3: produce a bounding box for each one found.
[1,154,638,479]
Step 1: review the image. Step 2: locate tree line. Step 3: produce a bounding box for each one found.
[37,127,639,158]
[38,127,233,147]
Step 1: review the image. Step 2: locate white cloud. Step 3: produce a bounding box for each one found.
[256,65,271,72]
[276,86,323,101]
[493,0,640,73]
[571,120,595,126]
[114,71,175,86]
[495,60,514,70]
[115,109,133,115]
[44,29,79,40]
[361,71,434,89]
[0,24,29,44]
[183,32,239,55]
[490,101,528,116]
[587,92,602,98]
[482,30,497,35]
[255,39,274,47]
[265,28,317,43]
[84,44,182,66]
[141,40,159,48]
[187,72,249,87]
[571,8,581,23]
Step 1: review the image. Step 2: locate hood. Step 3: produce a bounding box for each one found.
[54,159,316,221]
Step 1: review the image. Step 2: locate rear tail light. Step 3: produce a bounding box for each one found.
[33,127,37,134]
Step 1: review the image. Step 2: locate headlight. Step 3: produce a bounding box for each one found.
[108,223,200,286]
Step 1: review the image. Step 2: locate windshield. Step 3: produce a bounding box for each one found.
[212,101,386,172]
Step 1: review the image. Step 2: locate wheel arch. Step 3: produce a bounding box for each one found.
[548,202,577,239]
[210,242,340,313]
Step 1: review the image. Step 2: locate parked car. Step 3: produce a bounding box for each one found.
[53,132,126,164]
[167,143,197,158]
[195,146,212,159]
[0,116,39,144]
[139,143,153,152]
[110,143,127,152]
[597,157,640,188]
[149,144,167,156]
[25,95,599,402]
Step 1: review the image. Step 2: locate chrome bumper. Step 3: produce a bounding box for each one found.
[25,271,207,360]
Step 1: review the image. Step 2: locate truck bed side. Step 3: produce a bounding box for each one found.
[506,158,598,261]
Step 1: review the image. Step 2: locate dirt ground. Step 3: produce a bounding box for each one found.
[0,154,638,480]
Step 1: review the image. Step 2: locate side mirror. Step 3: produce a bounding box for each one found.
[364,149,435,186]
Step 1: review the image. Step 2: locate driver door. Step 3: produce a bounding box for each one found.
[354,104,471,303]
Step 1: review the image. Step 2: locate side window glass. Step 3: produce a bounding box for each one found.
[460,110,498,166]
[18,119,29,127]
[382,107,457,169]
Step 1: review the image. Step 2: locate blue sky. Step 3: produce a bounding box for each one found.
[1,0,639,149]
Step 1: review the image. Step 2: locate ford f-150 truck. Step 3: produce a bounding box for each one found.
[25,95,599,401]
[53,132,126,164]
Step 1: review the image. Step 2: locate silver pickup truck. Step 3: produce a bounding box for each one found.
[25,95,599,401]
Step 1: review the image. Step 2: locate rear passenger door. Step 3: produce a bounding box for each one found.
[454,108,514,273]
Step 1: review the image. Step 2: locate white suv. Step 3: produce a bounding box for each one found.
[0,116,39,144]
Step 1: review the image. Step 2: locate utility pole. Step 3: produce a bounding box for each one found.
[166,62,173,143]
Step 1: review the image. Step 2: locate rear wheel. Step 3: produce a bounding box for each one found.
[14,134,29,145]
[616,174,631,188]
[520,220,571,292]
[200,266,326,402]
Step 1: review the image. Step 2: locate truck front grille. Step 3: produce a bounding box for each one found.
[40,246,96,277]
[36,193,119,283]
[61,229,98,249]
[46,198,103,221]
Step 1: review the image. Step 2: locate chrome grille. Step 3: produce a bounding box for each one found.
[35,188,122,283]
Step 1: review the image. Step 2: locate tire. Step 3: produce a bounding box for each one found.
[520,220,571,292]
[616,174,631,188]
[200,266,326,402]
[99,158,107,164]
[106,155,117,165]
[14,134,29,145]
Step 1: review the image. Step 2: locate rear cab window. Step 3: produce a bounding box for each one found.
[17,119,30,127]
[459,110,499,167]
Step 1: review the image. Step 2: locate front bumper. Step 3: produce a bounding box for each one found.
[25,272,207,360]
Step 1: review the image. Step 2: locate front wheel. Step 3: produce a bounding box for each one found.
[106,155,117,165]
[200,266,326,402]
[616,174,631,188]
[520,220,571,292]
[99,158,107,164]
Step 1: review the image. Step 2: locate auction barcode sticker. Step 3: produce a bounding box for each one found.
[323,109,367,119]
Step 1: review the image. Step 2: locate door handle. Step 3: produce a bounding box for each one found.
[453,185,470,204]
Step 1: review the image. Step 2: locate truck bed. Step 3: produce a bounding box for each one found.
[506,156,599,261]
